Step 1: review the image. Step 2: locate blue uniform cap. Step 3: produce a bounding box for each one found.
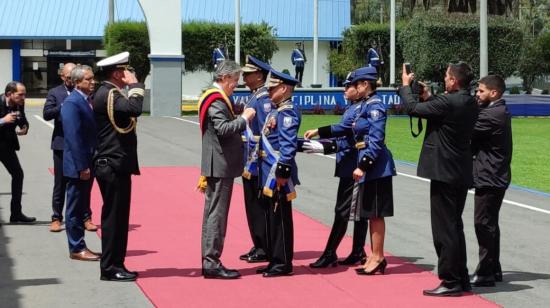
[242,55,271,73]
[350,66,378,83]
[267,69,299,88]
[342,71,355,86]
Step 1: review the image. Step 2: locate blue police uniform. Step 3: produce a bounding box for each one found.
[239,55,274,263]
[259,70,301,276]
[352,90,396,220]
[366,47,380,69]
[212,47,226,68]
[309,70,370,268]
[291,45,306,84]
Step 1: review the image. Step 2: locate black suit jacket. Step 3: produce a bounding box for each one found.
[43,84,71,150]
[472,99,512,189]
[93,81,144,175]
[0,94,29,152]
[398,86,478,186]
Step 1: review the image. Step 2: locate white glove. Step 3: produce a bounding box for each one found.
[302,140,324,154]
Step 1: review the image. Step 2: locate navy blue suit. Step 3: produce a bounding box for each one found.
[44,84,92,222]
[61,90,97,253]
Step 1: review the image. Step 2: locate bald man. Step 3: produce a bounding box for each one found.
[44,63,96,233]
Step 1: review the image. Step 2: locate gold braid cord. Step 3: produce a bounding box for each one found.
[107,88,137,134]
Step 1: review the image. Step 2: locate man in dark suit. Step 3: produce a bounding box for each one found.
[399,62,478,296]
[470,75,512,287]
[44,62,97,233]
[93,52,144,281]
[60,65,101,261]
[0,81,35,223]
[198,60,255,279]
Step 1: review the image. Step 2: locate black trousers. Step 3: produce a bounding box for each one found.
[474,187,505,277]
[0,149,24,215]
[52,150,92,222]
[265,194,293,272]
[430,180,469,286]
[95,164,132,271]
[323,177,368,255]
[242,176,268,256]
[295,66,304,84]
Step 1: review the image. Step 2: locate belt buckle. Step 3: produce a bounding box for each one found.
[96,158,108,167]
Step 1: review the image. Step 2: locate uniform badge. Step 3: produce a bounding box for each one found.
[370,110,381,120]
[263,102,272,113]
[283,116,293,128]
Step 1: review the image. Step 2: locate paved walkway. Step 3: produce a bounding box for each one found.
[1,107,549,307]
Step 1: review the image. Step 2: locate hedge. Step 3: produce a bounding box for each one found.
[104,21,278,81]
[399,12,523,82]
[329,22,406,84]
[103,21,150,83]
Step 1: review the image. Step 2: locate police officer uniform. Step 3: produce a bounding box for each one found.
[239,55,274,263]
[92,52,144,281]
[291,43,306,85]
[309,71,369,268]
[258,70,301,277]
[350,71,396,221]
[212,45,227,69]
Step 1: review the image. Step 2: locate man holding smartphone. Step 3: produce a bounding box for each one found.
[0,81,35,224]
[399,62,478,297]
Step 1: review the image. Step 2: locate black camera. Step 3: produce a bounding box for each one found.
[404,63,424,97]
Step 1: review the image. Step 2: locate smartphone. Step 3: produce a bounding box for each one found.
[404,63,412,74]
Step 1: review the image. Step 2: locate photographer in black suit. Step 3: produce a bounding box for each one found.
[470,75,512,287]
[0,81,35,223]
[398,62,478,297]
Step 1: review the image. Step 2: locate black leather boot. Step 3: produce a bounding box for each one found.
[339,220,368,265]
[310,217,347,268]
[309,252,338,268]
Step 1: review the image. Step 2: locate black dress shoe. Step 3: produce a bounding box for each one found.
[494,271,503,282]
[203,267,241,279]
[309,254,338,268]
[423,283,463,297]
[240,247,255,260]
[9,213,36,223]
[101,268,138,282]
[262,268,293,277]
[470,274,496,287]
[338,251,367,266]
[462,281,472,292]
[247,254,268,263]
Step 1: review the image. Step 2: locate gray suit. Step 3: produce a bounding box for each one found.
[201,99,247,269]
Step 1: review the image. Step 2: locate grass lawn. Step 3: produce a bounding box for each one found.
[299,115,550,193]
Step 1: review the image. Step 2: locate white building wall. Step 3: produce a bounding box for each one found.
[178,40,332,97]
[0,49,13,88]
[270,41,331,87]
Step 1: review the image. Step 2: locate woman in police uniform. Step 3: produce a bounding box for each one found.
[350,68,396,275]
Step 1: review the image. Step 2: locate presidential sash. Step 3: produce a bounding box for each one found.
[196,87,234,192]
[197,88,234,135]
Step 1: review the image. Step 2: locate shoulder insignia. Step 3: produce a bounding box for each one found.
[283,116,293,128]
[277,104,293,112]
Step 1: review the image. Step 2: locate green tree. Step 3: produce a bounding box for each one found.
[399,12,523,82]
[104,21,150,83]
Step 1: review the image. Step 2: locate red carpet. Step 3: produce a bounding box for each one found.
[88,167,499,307]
